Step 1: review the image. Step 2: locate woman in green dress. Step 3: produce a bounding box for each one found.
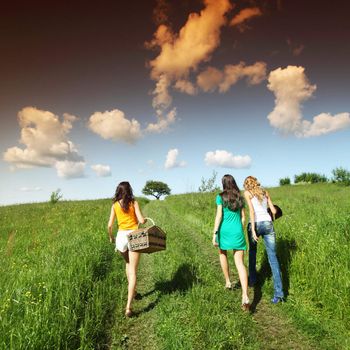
[212,174,250,310]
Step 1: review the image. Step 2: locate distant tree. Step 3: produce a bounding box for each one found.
[50,189,62,204]
[279,177,291,186]
[294,172,328,184]
[142,181,171,200]
[198,170,220,192]
[332,167,350,186]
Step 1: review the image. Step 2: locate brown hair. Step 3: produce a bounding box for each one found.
[220,174,244,211]
[113,181,135,211]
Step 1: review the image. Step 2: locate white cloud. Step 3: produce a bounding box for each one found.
[301,113,350,137]
[152,74,173,113]
[3,107,85,178]
[88,109,142,144]
[91,164,112,177]
[146,108,177,133]
[55,161,86,179]
[267,66,350,137]
[205,150,252,168]
[197,62,267,93]
[165,148,187,169]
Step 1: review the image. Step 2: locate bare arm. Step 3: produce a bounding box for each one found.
[241,207,245,227]
[108,205,116,243]
[212,204,222,246]
[266,191,277,216]
[134,201,147,225]
[244,191,259,242]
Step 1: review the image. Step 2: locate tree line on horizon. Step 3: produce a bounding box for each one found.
[279,167,350,186]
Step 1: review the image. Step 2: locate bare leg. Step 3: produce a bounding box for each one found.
[233,250,249,304]
[219,249,231,287]
[120,250,130,282]
[125,251,141,312]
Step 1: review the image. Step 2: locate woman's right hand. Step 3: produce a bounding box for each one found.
[252,230,259,242]
[212,234,218,247]
[109,235,115,243]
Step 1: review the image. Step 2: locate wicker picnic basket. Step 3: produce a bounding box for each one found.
[127,218,166,254]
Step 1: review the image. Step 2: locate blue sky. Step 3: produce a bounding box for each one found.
[1,0,349,205]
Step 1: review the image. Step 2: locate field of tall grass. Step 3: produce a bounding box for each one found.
[165,183,350,348]
[1,184,349,349]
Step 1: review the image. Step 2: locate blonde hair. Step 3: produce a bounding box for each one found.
[243,176,266,203]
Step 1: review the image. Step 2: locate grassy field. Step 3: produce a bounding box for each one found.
[1,184,349,349]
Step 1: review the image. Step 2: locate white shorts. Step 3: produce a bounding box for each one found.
[115,230,134,253]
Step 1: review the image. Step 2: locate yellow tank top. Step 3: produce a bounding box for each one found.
[113,201,138,230]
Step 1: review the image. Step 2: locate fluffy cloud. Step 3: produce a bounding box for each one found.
[146,108,177,133]
[149,0,232,80]
[230,7,262,31]
[147,0,232,129]
[205,150,252,168]
[165,148,186,169]
[91,164,112,177]
[3,107,85,178]
[197,61,267,93]
[267,66,350,137]
[55,161,86,179]
[88,109,142,144]
[174,79,198,95]
[197,67,224,92]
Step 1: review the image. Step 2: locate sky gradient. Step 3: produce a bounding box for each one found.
[1,0,349,205]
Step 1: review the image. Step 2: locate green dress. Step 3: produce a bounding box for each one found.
[216,195,247,250]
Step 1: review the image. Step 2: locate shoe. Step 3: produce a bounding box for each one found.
[271,296,284,304]
[125,308,133,317]
[241,302,250,312]
[225,282,232,290]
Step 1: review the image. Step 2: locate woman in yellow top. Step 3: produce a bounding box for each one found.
[108,181,147,317]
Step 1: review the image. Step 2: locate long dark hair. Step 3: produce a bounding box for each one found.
[113,181,135,211]
[220,174,244,211]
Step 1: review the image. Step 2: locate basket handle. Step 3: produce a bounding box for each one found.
[144,217,155,226]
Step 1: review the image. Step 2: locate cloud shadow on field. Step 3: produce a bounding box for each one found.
[135,263,200,315]
[250,238,297,313]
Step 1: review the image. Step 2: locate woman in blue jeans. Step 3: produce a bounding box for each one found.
[243,176,284,304]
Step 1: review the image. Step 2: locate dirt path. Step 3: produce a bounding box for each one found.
[109,201,316,350]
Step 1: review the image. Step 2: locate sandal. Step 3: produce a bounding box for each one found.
[241,298,250,312]
[225,282,232,290]
[125,308,133,318]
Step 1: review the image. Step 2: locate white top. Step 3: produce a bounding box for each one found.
[250,196,272,222]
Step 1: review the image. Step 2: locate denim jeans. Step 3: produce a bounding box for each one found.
[248,221,284,298]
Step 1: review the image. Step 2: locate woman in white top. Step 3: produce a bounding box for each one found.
[243,176,284,304]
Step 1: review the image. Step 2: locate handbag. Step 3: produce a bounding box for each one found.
[267,205,283,221]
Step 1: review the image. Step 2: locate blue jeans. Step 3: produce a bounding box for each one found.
[248,221,284,298]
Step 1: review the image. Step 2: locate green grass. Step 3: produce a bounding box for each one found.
[0,199,124,349]
[1,185,349,349]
